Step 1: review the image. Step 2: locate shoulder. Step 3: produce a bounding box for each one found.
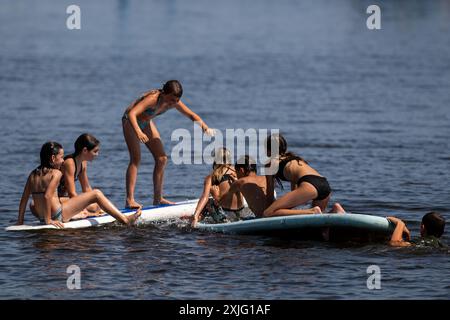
[50,169,63,179]
[142,89,160,101]
[63,156,75,167]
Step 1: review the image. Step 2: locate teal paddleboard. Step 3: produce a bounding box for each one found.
[196,213,394,241]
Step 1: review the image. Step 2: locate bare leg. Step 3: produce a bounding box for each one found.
[123,119,143,209]
[312,194,331,212]
[85,203,103,213]
[263,183,318,217]
[61,189,141,225]
[269,206,322,217]
[143,120,174,205]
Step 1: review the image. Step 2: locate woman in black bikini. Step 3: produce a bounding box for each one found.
[57,133,103,219]
[263,134,332,217]
[191,148,244,226]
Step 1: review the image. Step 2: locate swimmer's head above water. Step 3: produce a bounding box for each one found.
[421,212,445,238]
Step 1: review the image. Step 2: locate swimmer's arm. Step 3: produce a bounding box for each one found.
[192,175,213,225]
[128,94,158,135]
[175,101,211,133]
[387,216,412,247]
[220,179,244,205]
[63,160,78,198]
[79,162,92,193]
[44,171,62,225]
[17,175,32,225]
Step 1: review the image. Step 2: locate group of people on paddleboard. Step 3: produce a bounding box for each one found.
[15,80,446,247]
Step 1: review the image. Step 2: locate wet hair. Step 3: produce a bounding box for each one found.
[161,80,183,99]
[73,133,100,157]
[266,133,307,164]
[35,141,63,175]
[266,133,307,188]
[211,148,232,185]
[235,155,257,175]
[422,212,446,238]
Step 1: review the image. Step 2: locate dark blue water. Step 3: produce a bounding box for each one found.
[1,0,449,299]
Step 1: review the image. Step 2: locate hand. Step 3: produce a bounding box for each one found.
[137,131,149,143]
[48,220,64,229]
[387,216,401,225]
[204,128,215,137]
[191,217,198,228]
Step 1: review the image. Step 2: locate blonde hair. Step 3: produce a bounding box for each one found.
[211,147,232,185]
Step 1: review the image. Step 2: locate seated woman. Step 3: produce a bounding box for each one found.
[191,148,244,226]
[16,142,141,228]
[263,133,333,217]
[57,133,103,219]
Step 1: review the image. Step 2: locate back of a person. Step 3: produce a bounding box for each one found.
[240,175,270,217]
[29,169,59,219]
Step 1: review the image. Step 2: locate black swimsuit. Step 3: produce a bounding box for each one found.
[211,173,235,186]
[276,157,331,201]
[210,170,244,212]
[58,155,83,197]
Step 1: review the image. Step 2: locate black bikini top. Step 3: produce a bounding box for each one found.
[58,154,83,195]
[276,156,304,182]
[212,173,235,186]
[211,166,236,186]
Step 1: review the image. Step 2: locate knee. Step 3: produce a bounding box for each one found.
[155,155,168,167]
[92,189,104,200]
[130,155,141,166]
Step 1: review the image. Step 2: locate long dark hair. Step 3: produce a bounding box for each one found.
[266,133,307,164]
[73,133,100,157]
[266,133,307,188]
[34,141,63,175]
[161,80,183,98]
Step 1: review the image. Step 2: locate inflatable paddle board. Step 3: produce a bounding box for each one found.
[196,213,395,241]
[5,199,198,231]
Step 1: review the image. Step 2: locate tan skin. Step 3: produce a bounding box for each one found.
[387,216,414,247]
[56,146,103,218]
[17,149,141,228]
[263,158,327,217]
[191,166,242,226]
[222,168,275,218]
[123,90,214,208]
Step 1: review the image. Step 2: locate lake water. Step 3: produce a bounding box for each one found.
[0,0,449,299]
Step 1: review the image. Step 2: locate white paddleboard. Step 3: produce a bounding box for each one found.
[5,199,198,231]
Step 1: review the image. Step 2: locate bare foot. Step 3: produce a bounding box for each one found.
[125,199,142,209]
[154,197,176,205]
[312,206,322,214]
[126,208,142,225]
[330,203,345,214]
